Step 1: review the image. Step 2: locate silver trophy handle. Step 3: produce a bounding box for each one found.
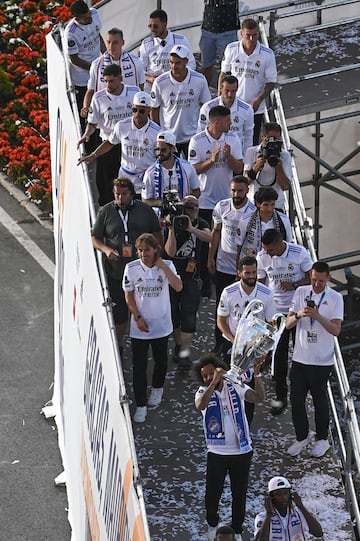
[272,312,286,336]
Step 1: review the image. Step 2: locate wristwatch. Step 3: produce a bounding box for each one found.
[294,312,301,320]
[134,314,142,321]
[247,168,257,180]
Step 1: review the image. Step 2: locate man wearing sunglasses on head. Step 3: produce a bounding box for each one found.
[78,91,159,199]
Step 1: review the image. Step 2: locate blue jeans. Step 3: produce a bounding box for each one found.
[200,29,238,67]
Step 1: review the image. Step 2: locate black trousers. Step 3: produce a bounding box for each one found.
[214,270,236,349]
[205,450,253,534]
[131,336,169,406]
[290,361,332,441]
[273,325,296,401]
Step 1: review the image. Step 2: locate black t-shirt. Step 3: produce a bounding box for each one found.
[202,2,239,33]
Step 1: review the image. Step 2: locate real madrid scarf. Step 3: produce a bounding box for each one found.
[153,157,185,200]
[239,209,286,259]
[204,382,251,452]
[268,508,306,541]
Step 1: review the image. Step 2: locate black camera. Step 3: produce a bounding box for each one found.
[262,137,283,167]
[161,191,190,231]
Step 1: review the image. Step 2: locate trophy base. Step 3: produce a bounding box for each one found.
[223,368,245,386]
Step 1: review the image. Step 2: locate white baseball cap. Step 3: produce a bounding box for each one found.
[157,130,176,146]
[133,91,151,107]
[169,44,189,59]
[268,476,291,493]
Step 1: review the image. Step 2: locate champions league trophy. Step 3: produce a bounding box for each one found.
[223,299,286,385]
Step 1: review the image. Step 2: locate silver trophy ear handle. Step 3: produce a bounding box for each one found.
[272,313,286,334]
[243,298,264,319]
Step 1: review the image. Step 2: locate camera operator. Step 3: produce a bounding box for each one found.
[244,122,292,212]
[164,195,211,370]
[142,130,200,209]
[254,476,323,540]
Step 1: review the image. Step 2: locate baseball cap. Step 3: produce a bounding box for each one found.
[268,476,291,493]
[169,44,189,59]
[157,130,176,146]
[133,91,151,107]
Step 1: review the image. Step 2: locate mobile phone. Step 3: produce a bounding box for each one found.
[306,299,315,308]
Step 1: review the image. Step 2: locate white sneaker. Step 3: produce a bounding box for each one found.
[207,526,217,541]
[133,406,147,423]
[310,439,330,457]
[287,433,313,456]
[235,534,243,541]
[147,387,163,407]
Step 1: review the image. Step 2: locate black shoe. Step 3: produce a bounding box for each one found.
[201,286,212,298]
[172,344,181,364]
[270,398,287,415]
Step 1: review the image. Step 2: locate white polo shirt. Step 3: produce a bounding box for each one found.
[257,242,313,313]
[108,118,160,193]
[142,158,200,201]
[198,96,254,155]
[88,84,139,140]
[189,128,243,210]
[122,258,178,339]
[218,281,277,337]
[289,285,343,366]
[87,50,145,91]
[244,144,292,210]
[213,198,256,275]
[221,41,277,114]
[150,69,211,143]
[139,30,196,92]
[63,8,102,86]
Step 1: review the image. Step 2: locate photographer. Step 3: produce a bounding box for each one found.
[254,476,323,540]
[244,122,292,212]
[142,131,200,208]
[164,196,211,370]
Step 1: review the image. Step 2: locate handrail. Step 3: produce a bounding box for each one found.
[259,19,360,539]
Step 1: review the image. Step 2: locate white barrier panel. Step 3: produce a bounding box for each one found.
[47,33,148,541]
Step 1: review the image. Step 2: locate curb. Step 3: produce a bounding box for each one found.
[0,172,54,233]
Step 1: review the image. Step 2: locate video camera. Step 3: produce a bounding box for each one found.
[161,190,193,232]
[261,137,283,167]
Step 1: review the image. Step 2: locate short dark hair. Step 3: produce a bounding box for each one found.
[149,9,167,22]
[241,18,258,30]
[312,261,330,274]
[221,75,238,87]
[254,186,279,204]
[70,0,89,16]
[191,354,228,385]
[262,122,282,136]
[261,228,283,246]
[113,177,136,196]
[216,525,235,537]
[107,28,124,39]
[209,105,231,120]
[238,255,257,270]
[231,175,248,187]
[103,64,121,77]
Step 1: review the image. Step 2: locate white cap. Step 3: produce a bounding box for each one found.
[157,130,176,146]
[169,44,189,59]
[268,476,291,493]
[133,91,151,107]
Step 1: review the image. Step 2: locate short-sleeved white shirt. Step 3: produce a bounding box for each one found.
[108,117,161,193]
[63,8,102,86]
[218,281,277,337]
[87,50,145,92]
[257,242,313,313]
[212,198,256,275]
[150,69,211,143]
[198,96,254,155]
[142,158,200,201]
[122,258,178,339]
[88,84,139,140]
[221,40,277,114]
[139,30,196,92]
[188,128,243,210]
[244,144,292,210]
[289,285,343,366]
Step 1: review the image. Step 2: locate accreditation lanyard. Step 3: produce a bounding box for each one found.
[118,208,129,244]
[309,289,326,328]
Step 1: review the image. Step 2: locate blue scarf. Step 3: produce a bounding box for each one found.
[204,382,251,452]
[268,509,306,540]
[153,156,185,200]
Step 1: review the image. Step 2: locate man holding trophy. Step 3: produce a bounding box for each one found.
[193,353,266,541]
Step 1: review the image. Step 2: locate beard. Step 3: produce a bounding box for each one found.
[232,195,246,206]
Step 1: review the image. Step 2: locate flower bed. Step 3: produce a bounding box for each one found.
[0,0,72,211]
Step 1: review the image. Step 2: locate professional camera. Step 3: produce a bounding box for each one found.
[161,191,192,232]
[262,137,283,167]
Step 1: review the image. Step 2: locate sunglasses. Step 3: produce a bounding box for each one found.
[132,107,147,114]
